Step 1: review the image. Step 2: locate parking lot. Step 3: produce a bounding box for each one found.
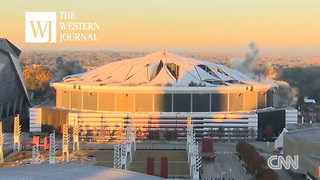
[200,143,249,180]
[2,137,306,179]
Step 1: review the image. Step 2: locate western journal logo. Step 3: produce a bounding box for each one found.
[25,12,56,43]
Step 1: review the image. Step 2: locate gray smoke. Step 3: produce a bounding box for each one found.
[273,81,298,108]
[232,42,259,79]
[232,42,296,108]
[52,56,86,82]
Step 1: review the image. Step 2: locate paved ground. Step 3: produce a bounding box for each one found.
[200,142,305,180]
[130,150,189,178]
[1,135,306,180]
[200,143,248,180]
[0,164,163,180]
[76,150,114,167]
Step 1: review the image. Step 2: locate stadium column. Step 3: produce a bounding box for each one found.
[0,105,3,119]
[97,92,99,111]
[12,97,17,116]
[133,93,135,112]
[171,94,174,112]
[0,122,4,163]
[5,100,11,118]
[243,92,246,111]
[18,95,23,114]
[209,94,212,113]
[190,94,193,113]
[226,93,229,112]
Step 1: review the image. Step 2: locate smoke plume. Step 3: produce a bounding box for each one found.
[52,56,86,82]
[273,81,298,108]
[232,42,259,77]
[232,42,296,108]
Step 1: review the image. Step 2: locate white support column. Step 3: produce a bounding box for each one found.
[193,155,202,179]
[62,124,70,162]
[131,126,136,152]
[73,125,80,152]
[49,130,57,164]
[185,116,201,179]
[13,115,21,152]
[113,144,121,169]
[129,114,136,152]
[0,122,4,164]
[125,128,132,163]
[120,137,127,170]
[186,117,193,154]
[32,145,40,164]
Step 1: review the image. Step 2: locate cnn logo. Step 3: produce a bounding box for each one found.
[267,155,299,170]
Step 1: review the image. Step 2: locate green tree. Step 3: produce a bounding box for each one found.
[23,66,53,93]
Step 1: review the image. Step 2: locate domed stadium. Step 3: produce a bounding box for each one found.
[31,50,297,140]
[52,50,275,113]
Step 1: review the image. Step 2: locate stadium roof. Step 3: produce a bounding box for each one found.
[0,38,29,103]
[0,164,163,180]
[63,50,267,88]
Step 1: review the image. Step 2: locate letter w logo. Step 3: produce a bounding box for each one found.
[25,12,56,43]
[29,21,53,42]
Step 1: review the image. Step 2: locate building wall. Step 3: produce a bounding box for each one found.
[99,93,115,111]
[229,93,244,111]
[74,112,257,140]
[0,51,29,132]
[30,107,259,140]
[135,94,153,112]
[42,108,68,133]
[284,134,320,178]
[83,92,97,110]
[244,91,257,110]
[55,88,272,113]
[257,91,267,109]
[29,107,69,133]
[0,52,23,104]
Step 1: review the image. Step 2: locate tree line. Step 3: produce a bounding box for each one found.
[236,141,278,180]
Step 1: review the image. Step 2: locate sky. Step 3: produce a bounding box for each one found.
[0,0,319,51]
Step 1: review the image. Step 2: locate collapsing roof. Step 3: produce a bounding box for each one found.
[64,50,265,87]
